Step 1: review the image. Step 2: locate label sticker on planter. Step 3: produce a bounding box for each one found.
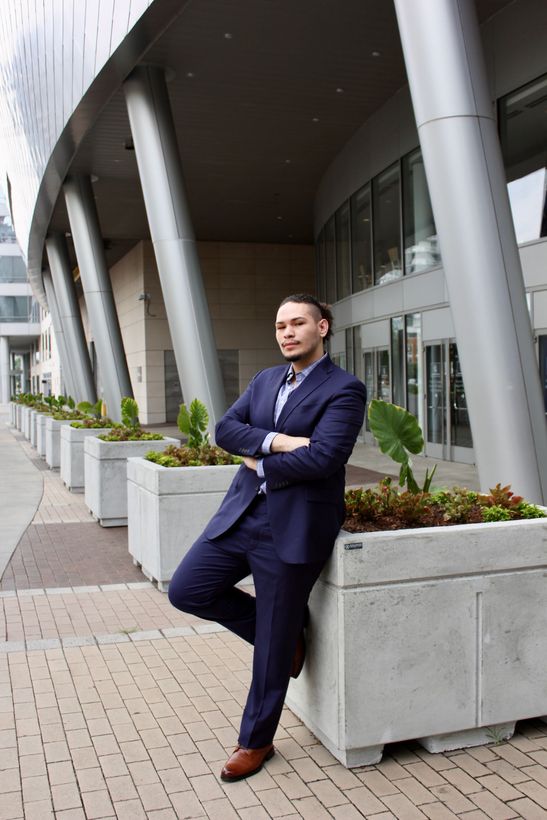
[344,542,363,551]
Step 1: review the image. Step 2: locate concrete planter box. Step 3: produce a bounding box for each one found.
[127,458,240,590]
[16,403,22,430]
[22,405,31,439]
[30,410,38,447]
[45,417,73,469]
[9,401,16,426]
[286,516,547,767]
[84,435,179,527]
[60,424,113,492]
[36,413,49,457]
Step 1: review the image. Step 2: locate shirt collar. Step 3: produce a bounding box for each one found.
[286,352,327,384]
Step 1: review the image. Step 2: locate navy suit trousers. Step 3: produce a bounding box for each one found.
[168,494,325,748]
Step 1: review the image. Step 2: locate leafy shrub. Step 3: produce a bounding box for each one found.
[144,398,238,467]
[99,428,164,442]
[70,418,117,429]
[146,444,241,467]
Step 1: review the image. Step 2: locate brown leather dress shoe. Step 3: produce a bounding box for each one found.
[220,744,275,782]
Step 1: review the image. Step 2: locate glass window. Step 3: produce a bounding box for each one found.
[449,343,473,448]
[500,73,547,243]
[335,202,351,300]
[345,328,354,374]
[0,256,27,282]
[402,148,440,274]
[377,349,390,402]
[539,335,547,414]
[315,229,326,301]
[405,313,423,430]
[391,316,405,407]
[352,326,363,382]
[0,296,31,322]
[373,163,402,286]
[324,216,337,304]
[351,184,373,292]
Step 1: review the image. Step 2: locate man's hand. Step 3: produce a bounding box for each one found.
[243,456,258,471]
[270,433,310,453]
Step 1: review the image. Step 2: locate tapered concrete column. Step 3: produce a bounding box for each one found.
[123,65,225,432]
[394,0,547,503]
[0,336,10,403]
[46,233,97,404]
[43,271,76,397]
[64,175,133,422]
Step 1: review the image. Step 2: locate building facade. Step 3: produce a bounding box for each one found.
[0,0,545,499]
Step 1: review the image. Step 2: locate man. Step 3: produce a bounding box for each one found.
[168,293,366,781]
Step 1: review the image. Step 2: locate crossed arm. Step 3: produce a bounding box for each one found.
[215,376,366,488]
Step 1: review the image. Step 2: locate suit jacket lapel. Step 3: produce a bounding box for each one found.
[275,355,333,428]
[266,366,290,427]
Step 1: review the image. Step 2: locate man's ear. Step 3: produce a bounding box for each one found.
[318,318,329,338]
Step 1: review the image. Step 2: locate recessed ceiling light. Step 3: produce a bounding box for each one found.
[224,32,233,39]
[277,216,283,221]
[186,71,195,78]
[285,159,291,164]
[312,117,319,122]
[372,50,381,57]
[336,87,344,94]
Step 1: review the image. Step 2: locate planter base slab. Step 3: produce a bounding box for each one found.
[419,722,515,754]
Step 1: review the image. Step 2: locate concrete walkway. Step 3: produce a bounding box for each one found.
[5,411,547,820]
[0,405,43,579]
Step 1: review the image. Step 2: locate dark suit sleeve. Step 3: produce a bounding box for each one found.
[262,379,366,488]
[215,373,273,457]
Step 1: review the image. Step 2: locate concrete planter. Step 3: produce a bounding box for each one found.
[286,516,547,767]
[9,401,16,426]
[45,417,73,469]
[127,458,240,590]
[22,405,31,439]
[30,410,38,447]
[60,424,113,492]
[36,413,49,457]
[16,403,22,430]
[84,435,179,527]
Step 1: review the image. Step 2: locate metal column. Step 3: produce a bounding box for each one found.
[64,175,133,422]
[0,336,10,403]
[45,233,97,404]
[394,0,547,503]
[123,65,226,432]
[43,270,77,398]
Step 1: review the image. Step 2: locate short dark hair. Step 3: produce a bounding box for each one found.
[278,294,334,340]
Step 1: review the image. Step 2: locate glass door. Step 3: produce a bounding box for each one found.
[363,347,390,437]
[424,341,474,463]
[424,343,446,459]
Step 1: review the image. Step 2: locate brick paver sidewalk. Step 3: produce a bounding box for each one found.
[1,430,547,818]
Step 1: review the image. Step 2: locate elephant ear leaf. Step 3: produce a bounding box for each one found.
[189,398,208,434]
[121,397,139,428]
[177,404,191,436]
[368,399,424,465]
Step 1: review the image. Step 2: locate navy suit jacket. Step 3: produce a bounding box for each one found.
[205,355,367,564]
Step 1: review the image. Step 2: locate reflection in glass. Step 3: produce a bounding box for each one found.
[405,313,423,430]
[391,316,404,407]
[352,326,363,382]
[325,216,336,304]
[335,202,351,300]
[373,163,402,286]
[499,73,547,241]
[377,349,390,402]
[449,343,473,448]
[351,185,373,292]
[345,328,354,374]
[402,148,440,273]
[426,345,444,445]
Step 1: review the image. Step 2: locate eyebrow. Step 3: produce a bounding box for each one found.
[275,315,307,326]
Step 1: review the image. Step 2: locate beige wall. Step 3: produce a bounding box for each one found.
[73,240,314,424]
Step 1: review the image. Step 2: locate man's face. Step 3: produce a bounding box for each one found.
[275,302,328,369]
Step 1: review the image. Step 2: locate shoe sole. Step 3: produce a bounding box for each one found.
[220,747,275,782]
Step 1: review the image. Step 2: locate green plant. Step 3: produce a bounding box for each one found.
[177,399,209,448]
[99,428,163,442]
[77,399,103,420]
[368,400,436,494]
[121,397,140,429]
[145,444,242,468]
